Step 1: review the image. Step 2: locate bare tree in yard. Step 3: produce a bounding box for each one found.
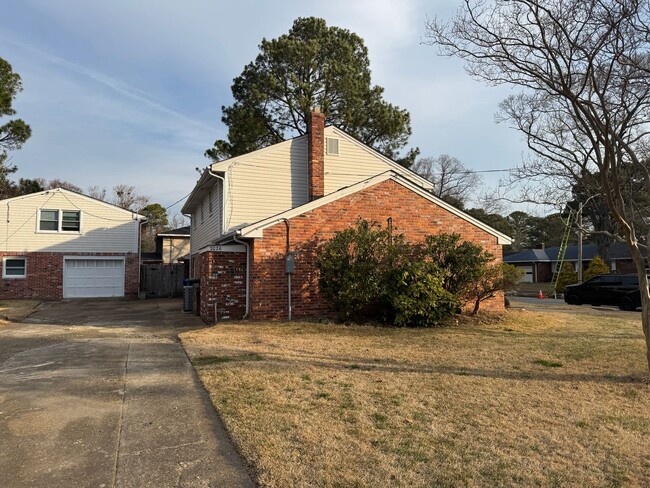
[426,0,650,371]
[412,154,482,208]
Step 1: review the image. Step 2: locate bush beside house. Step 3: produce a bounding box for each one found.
[317,221,521,326]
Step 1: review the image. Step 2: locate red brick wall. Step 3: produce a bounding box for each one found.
[195,250,247,323]
[308,110,325,200]
[250,179,504,320]
[0,252,140,300]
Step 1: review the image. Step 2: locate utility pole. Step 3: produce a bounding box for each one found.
[577,194,599,282]
[577,206,583,282]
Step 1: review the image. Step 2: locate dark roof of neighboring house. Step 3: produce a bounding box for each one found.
[503,249,551,263]
[545,244,598,261]
[157,226,190,237]
[504,242,633,264]
[141,252,162,262]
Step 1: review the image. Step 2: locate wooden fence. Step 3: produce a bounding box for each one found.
[140,264,185,298]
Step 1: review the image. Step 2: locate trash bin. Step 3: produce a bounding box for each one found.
[182,285,193,312]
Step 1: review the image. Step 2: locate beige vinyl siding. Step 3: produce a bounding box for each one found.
[1,191,139,253]
[162,237,190,264]
[323,128,395,195]
[190,180,223,252]
[224,136,309,232]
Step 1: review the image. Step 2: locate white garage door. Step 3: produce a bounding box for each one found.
[64,258,125,298]
[520,265,534,283]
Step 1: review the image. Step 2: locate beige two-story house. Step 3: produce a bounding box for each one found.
[0,188,145,299]
[182,110,512,323]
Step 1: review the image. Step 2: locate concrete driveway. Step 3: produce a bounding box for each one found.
[0,299,254,488]
[508,296,641,317]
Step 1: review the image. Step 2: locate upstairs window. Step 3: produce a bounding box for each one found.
[62,211,81,231]
[208,189,213,214]
[39,210,59,231]
[326,137,339,155]
[3,257,26,279]
[39,209,81,232]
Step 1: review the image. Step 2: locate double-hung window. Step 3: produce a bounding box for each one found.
[39,209,81,232]
[61,211,81,231]
[3,257,26,278]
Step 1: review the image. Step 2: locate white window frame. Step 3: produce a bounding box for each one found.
[37,209,82,234]
[208,189,213,214]
[3,257,27,279]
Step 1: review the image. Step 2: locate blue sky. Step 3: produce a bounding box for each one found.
[0,0,528,216]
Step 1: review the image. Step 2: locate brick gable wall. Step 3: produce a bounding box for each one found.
[249,179,504,320]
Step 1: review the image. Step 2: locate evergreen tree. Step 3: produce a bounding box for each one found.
[206,17,417,167]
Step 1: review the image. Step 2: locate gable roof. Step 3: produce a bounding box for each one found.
[0,187,146,220]
[504,249,551,263]
[504,242,634,264]
[227,171,511,245]
[157,226,190,237]
[182,125,435,214]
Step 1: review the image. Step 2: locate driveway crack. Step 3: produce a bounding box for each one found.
[111,343,130,488]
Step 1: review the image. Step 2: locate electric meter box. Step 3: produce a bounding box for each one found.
[285,252,295,274]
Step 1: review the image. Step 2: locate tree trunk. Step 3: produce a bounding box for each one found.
[472,298,481,315]
[627,240,650,372]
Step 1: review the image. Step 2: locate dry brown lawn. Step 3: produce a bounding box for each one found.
[180,310,650,487]
[0,300,39,326]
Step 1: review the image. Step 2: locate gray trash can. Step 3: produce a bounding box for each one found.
[182,285,193,312]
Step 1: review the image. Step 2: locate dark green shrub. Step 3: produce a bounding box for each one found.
[556,262,578,293]
[316,220,410,322]
[583,255,610,281]
[390,259,458,326]
[419,233,493,298]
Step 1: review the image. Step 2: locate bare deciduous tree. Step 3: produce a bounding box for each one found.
[412,154,482,208]
[87,185,107,201]
[112,184,148,211]
[426,0,650,371]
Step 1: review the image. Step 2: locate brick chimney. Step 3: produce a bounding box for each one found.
[308,108,325,200]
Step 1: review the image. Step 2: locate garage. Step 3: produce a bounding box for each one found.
[520,265,534,283]
[63,257,125,298]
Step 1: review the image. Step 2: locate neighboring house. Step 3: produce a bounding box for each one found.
[0,188,145,300]
[505,242,637,283]
[140,226,190,298]
[141,226,190,264]
[182,110,512,323]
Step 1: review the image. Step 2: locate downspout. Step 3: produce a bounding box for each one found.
[280,218,291,321]
[182,212,192,277]
[137,216,148,299]
[207,168,226,236]
[232,232,250,319]
[207,168,233,320]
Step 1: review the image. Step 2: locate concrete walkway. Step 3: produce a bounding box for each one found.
[0,299,254,488]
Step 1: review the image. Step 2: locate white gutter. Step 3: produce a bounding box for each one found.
[232,231,250,319]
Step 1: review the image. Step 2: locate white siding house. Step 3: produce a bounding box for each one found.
[0,188,145,300]
[183,125,433,255]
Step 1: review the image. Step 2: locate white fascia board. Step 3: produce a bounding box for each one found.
[393,175,512,245]
[326,127,434,191]
[238,171,512,245]
[238,172,395,238]
[1,188,146,220]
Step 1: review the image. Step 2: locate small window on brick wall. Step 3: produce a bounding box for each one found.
[3,257,26,279]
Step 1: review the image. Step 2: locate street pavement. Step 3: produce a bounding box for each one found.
[508,295,641,316]
[0,299,254,488]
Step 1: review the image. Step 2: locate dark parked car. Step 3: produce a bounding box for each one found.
[563,274,643,310]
